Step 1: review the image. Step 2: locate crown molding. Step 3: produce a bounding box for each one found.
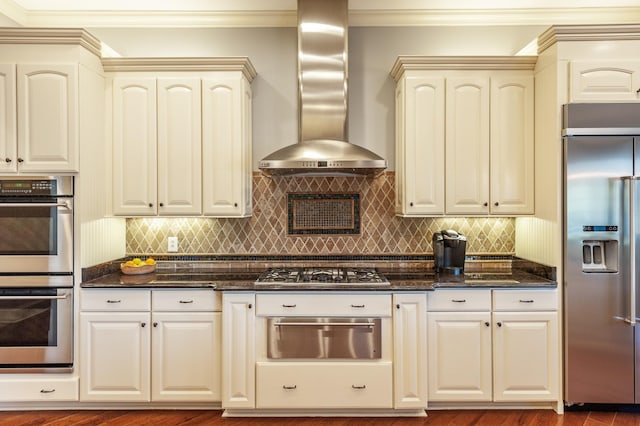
[101,57,257,81]
[390,56,538,81]
[0,6,638,28]
[0,27,102,56]
[537,23,640,53]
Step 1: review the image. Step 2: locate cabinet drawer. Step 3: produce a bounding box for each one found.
[256,294,391,317]
[428,289,491,311]
[493,289,558,311]
[81,289,150,311]
[0,377,78,401]
[256,362,392,409]
[152,289,220,311]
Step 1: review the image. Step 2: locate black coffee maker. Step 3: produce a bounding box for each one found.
[433,230,467,274]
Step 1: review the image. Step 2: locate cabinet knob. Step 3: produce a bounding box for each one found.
[494,202,499,207]
[17,158,24,163]
[141,322,146,328]
[497,322,502,327]
[148,203,153,208]
[637,88,640,94]
[396,304,400,309]
[409,202,414,207]
[159,203,164,207]
[485,321,490,327]
[234,203,238,207]
[153,322,158,327]
[248,303,252,309]
[4,158,10,163]
[483,202,488,207]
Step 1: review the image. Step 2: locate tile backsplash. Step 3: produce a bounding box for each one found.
[127,172,515,255]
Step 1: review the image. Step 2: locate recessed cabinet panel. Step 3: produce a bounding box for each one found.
[17,64,79,173]
[157,78,202,215]
[0,64,16,173]
[490,75,534,214]
[570,61,640,101]
[112,78,157,216]
[445,77,490,215]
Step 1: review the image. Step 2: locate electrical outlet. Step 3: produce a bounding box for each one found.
[167,236,178,253]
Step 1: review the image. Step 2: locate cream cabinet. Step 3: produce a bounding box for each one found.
[221,292,256,409]
[393,293,428,409]
[0,63,79,174]
[391,57,535,216]
[427,288,558,403]
[80,288,221,403]
[0,377,79,402]
[570,60,640,102]
[107,58,256,217]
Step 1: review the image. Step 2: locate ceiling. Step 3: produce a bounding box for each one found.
[1,0,639,28]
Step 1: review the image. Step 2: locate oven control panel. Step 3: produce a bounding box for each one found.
[0,180,56,196]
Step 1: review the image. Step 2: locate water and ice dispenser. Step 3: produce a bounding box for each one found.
[582,240,618,272]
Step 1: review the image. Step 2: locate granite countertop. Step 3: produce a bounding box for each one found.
[81,269,555,291]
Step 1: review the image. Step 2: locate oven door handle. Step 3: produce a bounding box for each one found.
[0,201,71,209]
[0,294,68,300]
[272,322,376,327]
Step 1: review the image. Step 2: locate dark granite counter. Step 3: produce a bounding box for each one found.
[81,269,554,291]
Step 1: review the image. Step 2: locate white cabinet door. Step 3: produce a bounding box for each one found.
[157,78,202,215]
[0,64,16,173]
[393,293,427,409]
[222,292,255,408]
[202,74,252,217]
[490,75,534,215]
[17,64,78,173]
[570,61,640,101]
[445,76,490,215]
[79,311,151,402]
[395,75,445,216]
[151,311,221,402]
[112,77,157,216]
[492,311,559,402]
[427,311,492,401]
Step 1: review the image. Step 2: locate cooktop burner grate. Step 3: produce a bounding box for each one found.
[255,267,389,286]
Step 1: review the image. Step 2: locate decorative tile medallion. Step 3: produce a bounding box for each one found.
[127,172,515,255]
[288,193,360,235]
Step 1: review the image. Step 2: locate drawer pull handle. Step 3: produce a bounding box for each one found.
[282,304,297,308]
[352,385,366,390]
[351,304,365,308]
[519,299,535,303]
[282,385,297,390]
[451,299,466,303]
[179,300,194,304]
[40,389,56,394]
[106,299,121,303]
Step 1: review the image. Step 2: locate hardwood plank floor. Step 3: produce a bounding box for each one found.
[0,409,639,426]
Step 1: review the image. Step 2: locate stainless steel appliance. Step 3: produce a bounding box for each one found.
[0,176,74,371]
[255,267,390,286]
[433,230,467,274]
[0,176,73,282]
[563,102,640,404]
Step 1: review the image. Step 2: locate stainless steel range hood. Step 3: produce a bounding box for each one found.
[259,0,387,177]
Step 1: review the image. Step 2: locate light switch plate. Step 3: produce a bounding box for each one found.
[167,236,178,253]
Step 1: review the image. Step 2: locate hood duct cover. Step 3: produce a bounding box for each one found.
[259,0,387,176]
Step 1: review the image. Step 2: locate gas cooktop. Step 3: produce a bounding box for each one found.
[255,267,390,286]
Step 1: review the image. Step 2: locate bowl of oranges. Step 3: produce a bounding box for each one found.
[120,257,156,275]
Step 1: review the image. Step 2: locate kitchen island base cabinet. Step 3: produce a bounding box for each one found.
[79,289,221,403]
[256,362,392,409]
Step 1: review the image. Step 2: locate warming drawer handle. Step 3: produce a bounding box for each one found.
[0,294,68,301]
[272,322,376,327]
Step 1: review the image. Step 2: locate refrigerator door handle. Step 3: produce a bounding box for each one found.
[623,176,637,326]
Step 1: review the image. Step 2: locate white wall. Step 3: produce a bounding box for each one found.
[90,25,547,170]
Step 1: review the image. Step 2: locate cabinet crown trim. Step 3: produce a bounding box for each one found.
[0,27,101,57]
[538,24,640,54]
[102,57,257,81]
[390,56,537,81]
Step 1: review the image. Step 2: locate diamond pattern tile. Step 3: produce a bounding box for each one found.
[126,172,516,255]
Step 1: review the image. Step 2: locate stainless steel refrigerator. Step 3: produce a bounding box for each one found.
[563,102,640,404]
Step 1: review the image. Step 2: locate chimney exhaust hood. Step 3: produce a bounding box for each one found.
[258,0,387,177]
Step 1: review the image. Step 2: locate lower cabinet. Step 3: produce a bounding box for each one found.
[0,377,79,402]
[427,288,559,403]
[79,289,221,402]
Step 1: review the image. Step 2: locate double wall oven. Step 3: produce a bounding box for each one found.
[0,176,74,372]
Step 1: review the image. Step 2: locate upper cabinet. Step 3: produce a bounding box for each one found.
[570,60,640,102]
[0,29,103,175]
[106,58,256,217]
[391,57,536,217]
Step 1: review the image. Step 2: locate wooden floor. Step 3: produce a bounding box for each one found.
[0,409,639,426]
